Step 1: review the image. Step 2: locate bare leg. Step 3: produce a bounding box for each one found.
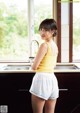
[31,94,45,113]
[44,99,57,113]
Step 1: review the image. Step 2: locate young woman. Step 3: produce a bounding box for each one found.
[29,18,59,113]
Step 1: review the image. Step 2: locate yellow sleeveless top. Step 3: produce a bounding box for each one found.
[36,42,58,72]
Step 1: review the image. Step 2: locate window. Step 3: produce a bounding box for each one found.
[73,2,80,62]
[0,0,28,62]
[0,0,52,62]
[32,0,53,57]
[34,0,52,36]
[57,0,80,62]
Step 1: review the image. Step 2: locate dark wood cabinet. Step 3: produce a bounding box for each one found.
[0,72,80,113]
[0,73,34,113]
[55,72,80,113]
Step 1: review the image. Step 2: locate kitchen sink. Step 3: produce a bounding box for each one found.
[4,65,31,70]
[0,63,79,71]
[55,64,79,70]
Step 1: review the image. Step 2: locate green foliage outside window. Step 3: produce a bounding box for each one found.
[0,1,52,61]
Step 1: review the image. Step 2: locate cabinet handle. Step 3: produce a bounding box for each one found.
[18,89,28,91]
[59,89,68,91]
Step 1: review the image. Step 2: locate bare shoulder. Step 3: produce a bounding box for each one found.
[37,42,48,55]
[39,42,48,50]
[40,42,48,48]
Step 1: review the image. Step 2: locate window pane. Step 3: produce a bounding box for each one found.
[0,0,29,62]
[34,1,52,41]
[31,0,52,57]
[73,2,80,62]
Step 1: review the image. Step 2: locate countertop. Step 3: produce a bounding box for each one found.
[0,62,80,73]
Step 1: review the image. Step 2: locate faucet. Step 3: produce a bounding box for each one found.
[29,40,39,60]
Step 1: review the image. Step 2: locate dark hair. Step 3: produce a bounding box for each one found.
[39,18,57,37]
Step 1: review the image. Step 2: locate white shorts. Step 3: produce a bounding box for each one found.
[29,72,59,100]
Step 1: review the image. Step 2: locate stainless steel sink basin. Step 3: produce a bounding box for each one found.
[0,63,79,71]
[55,64,79,70]
[4,65,31,70]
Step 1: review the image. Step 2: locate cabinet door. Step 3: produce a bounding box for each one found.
[55,91,80,113]
[55,72,80,113]
[0,90,32,113]
[9,91,32,113]
[0,73,34,113]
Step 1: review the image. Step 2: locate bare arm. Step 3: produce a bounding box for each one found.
[31,43,48,70]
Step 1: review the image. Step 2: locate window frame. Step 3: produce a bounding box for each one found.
[57,0,61,62]
[57,0,73,62]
